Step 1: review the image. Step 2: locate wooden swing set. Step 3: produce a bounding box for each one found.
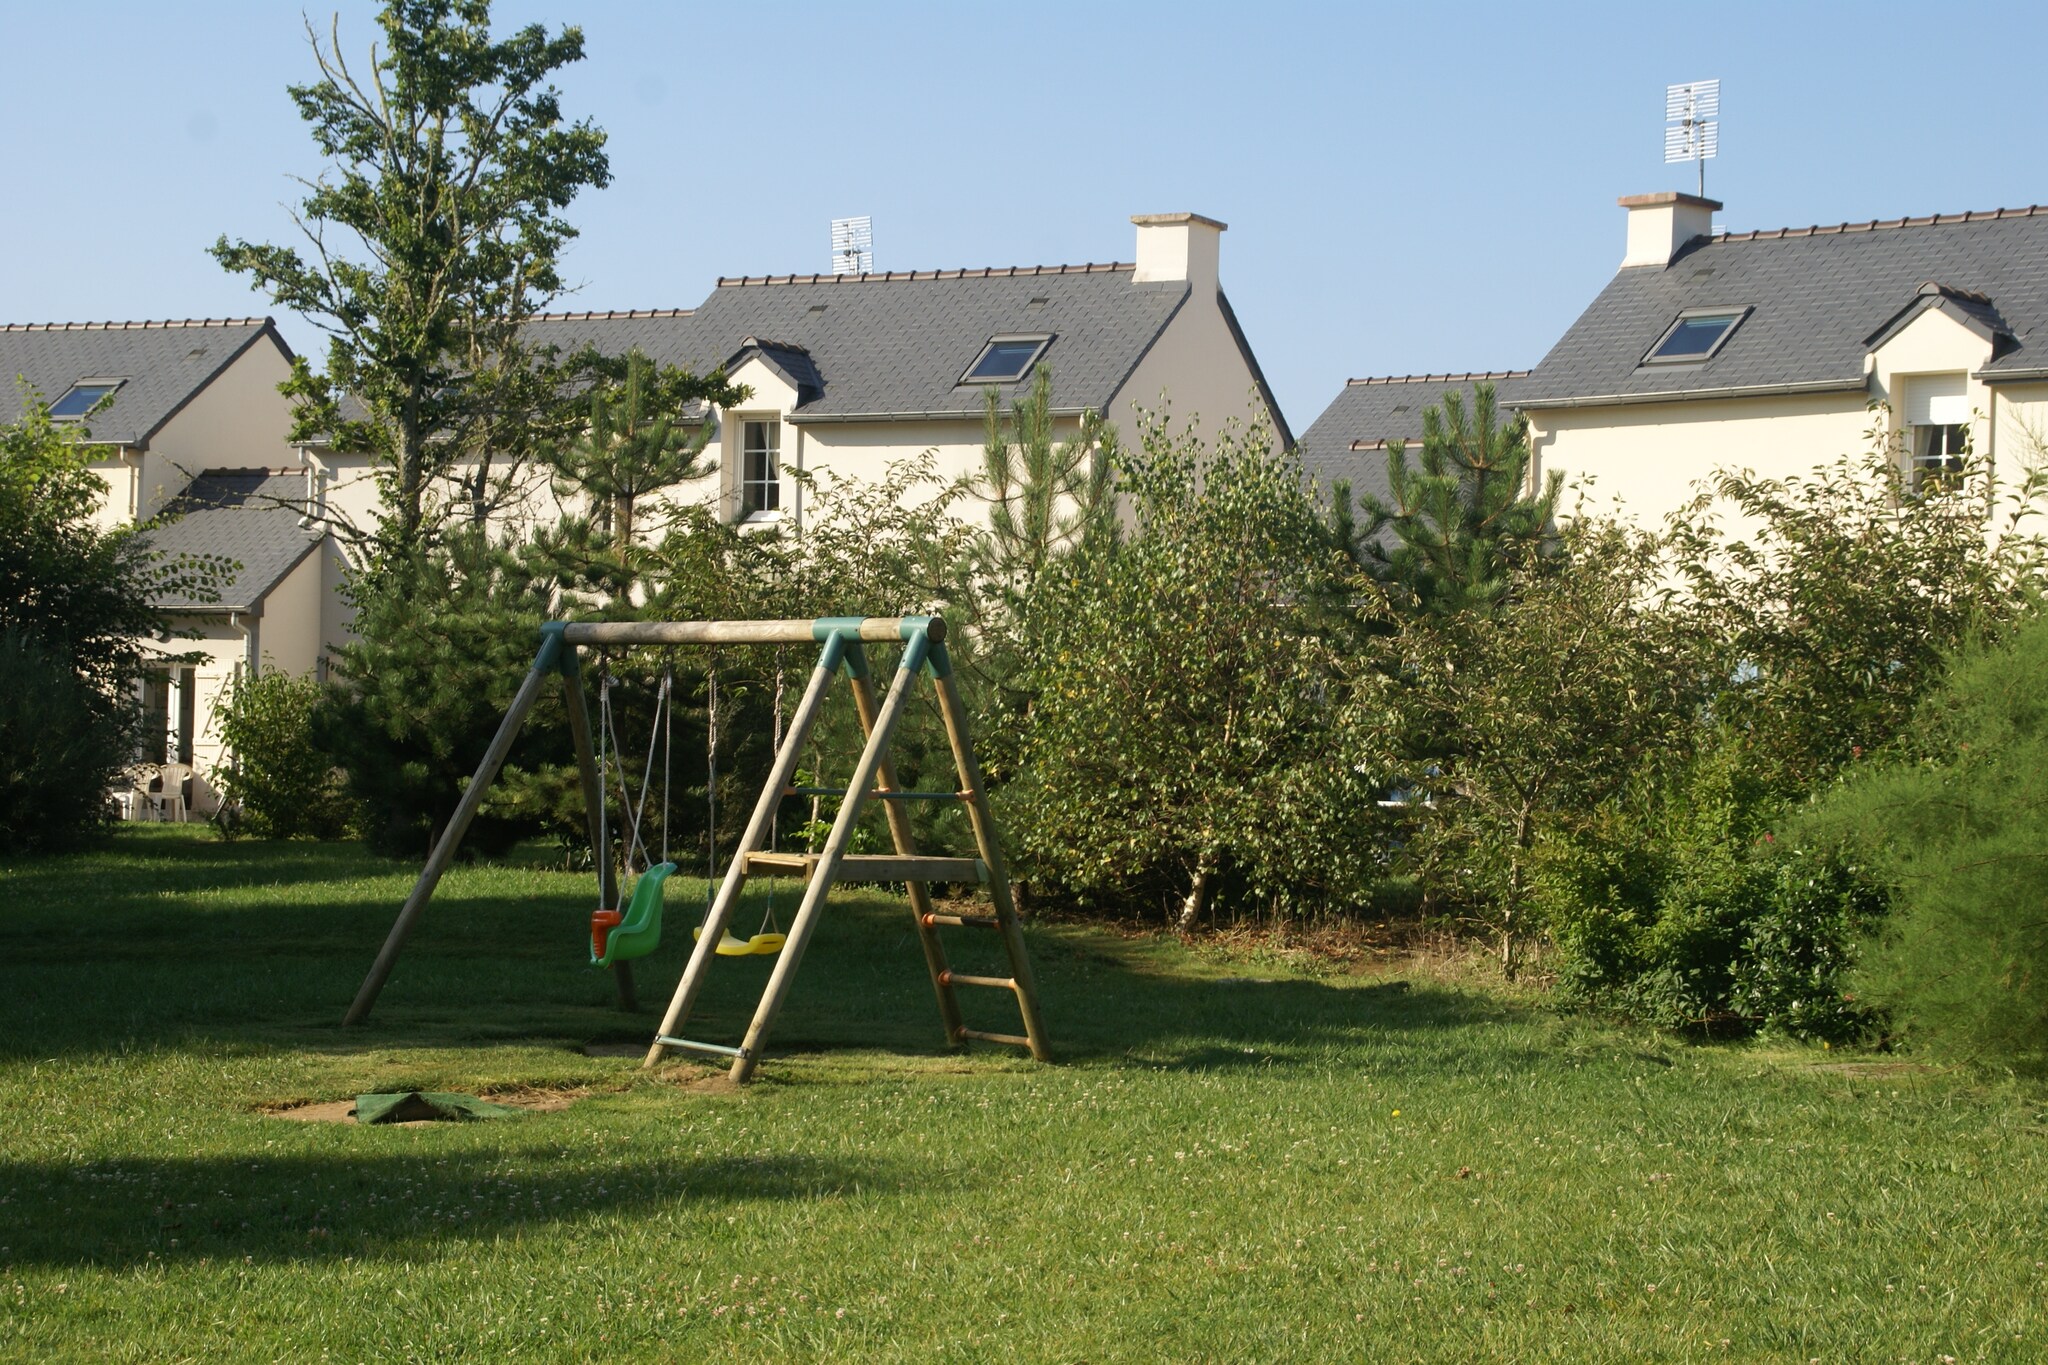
[342,615,1050,1085]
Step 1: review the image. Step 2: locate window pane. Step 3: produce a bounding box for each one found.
[967,339,1043,381]
[740,420,779,516]
[49,383,114,418]
[1651,315,1736,359]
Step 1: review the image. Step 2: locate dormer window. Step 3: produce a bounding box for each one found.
[1642,309,1747,365]
[48,380,123,420]
[961,334,1052,384]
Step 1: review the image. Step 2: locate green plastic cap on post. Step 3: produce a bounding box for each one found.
[812,619,867,678]
[538,622,570,673]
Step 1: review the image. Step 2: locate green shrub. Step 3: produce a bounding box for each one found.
[1541,744,1884,1039]
[212,668,353,839]
[0,629,133,854]
[1803,608,2048,1072]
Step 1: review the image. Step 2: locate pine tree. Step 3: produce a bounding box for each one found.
[965,368,1119,608]
[538,349,741,578]
[1335,382,1561,616]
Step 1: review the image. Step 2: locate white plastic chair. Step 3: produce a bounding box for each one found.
[151,763,192,822]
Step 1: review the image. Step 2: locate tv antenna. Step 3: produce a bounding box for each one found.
[830,216,873,275]
[1664,80,1720,197]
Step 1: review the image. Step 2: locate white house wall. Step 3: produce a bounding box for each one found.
[260,549,325,679]
[1527,392,1874,529]
[147,338,298,514]
[1111,292,1282,455]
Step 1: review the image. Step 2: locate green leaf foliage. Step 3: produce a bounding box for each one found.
[1539,741,1887,1040]
[1359,520,1711,974]
[212,0,612,562]
[0,392,226,852]
[211,670,354,841]
[1666,432,2046,796]
[1332,382,1562,616]
[1801,607,2048,1071]
[1005,413,1380,925]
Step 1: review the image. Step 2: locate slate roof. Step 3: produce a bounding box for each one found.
[0,318,289,445]
[145,470,320,612]
[1297,372,1528,509]
[1517,205,2048,407]
[523,263,1192,423]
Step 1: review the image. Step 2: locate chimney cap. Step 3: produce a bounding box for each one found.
[1618,191,1723,211]
[1131,212,1228,231]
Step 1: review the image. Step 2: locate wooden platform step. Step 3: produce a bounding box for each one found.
[741,851,986,884]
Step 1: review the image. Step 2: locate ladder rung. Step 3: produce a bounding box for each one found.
[922,912,1000,929]
[655,1035,749,1060]
[785,787,971,801]
[939,970,1017,990]
[744,852,985,883]
[955,1027,1033,1048]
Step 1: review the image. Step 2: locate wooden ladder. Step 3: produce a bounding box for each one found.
[643,620,1051,1082]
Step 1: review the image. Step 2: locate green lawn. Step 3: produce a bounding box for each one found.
[1,827,2043,1362]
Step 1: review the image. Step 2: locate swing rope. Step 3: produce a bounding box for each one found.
[586,661,679,969]
[601,668,669,878]
[690,654,786,957]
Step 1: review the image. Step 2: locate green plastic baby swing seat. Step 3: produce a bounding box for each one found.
[589,862,675,968]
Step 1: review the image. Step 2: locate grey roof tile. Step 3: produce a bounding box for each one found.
[1518,207,2048,406]
[0,318,287,445]
[524,265,1188,421]
[145,470,320,612]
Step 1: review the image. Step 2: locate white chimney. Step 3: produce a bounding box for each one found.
[1619,191,1720,269]
[1132,212,1226,291]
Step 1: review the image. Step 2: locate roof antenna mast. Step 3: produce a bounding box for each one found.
[1664,80,1720,198]
[830,216,873,276]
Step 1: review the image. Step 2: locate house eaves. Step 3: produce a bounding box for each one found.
[788,406,1096,426]
[1513,377,1867,411]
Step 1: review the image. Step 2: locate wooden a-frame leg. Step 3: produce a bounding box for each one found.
[931,667,1052,1062]
[847,662,966,1048]
[563,656,633,1012]
[727,632,930,1082]
[345,634,562,1026]
[643,633,847,1068]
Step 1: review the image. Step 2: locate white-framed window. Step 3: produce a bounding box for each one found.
[740,418,781,517]
[1904,374,1971,494]
[1913,423,1968,494]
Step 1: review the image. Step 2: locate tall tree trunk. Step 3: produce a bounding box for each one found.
[1502,800,1537,980]
[1176,850,1218,934]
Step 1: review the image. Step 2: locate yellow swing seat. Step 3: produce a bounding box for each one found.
[691,924,786,956]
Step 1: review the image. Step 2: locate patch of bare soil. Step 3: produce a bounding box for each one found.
[262,1086,586,1124]
[651,1067,742,1097]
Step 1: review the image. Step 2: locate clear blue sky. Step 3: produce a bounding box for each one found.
[5,1,2045,432]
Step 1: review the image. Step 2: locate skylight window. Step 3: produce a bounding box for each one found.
[961,335,1052,384]
[48,380,123,420]
[1642,309,1747,364]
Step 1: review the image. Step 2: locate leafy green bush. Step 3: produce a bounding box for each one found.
[212,669,353,839]
[1005,414,1378,926]
[0,629,133,853]
[1541,745,1884,1039]
[1803,608,2048,1072]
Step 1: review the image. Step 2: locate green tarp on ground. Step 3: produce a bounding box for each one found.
[352,1091,525,1124]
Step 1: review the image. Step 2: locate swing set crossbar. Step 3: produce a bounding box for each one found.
[783,786,966,801]
[562,617,941,647]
